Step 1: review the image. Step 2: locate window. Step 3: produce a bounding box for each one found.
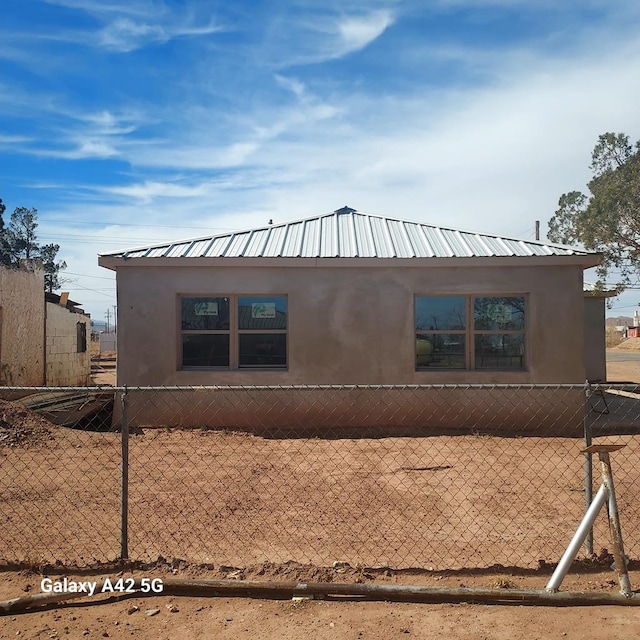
[181,295,287,369]
[238,296,287,367]
[416,295,525,370]
[76,321,87,353]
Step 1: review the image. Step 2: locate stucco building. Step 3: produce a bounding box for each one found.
[0,262,91,387]
[99,206,602,432]
[0,261,45,385]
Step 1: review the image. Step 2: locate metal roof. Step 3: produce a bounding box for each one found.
[100,206,596,260]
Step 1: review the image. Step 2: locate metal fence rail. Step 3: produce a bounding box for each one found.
[1,383,640,571]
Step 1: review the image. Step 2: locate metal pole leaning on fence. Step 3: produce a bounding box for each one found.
[120,386,129,560]
[546,444,632,596]
[583,380,594,556]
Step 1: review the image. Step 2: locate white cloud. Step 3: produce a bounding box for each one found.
[43,0,155,17]
[99,17,222,52]
[264,7,395,67]
[99,180,211,203]
[0,134,33,144]
[337,10,394,54]
[29,140,120,160]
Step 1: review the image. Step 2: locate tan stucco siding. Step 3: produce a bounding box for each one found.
[0,263,45,385]
[115,263,586,386]
[584,296,607,381]
[45,303,91,386]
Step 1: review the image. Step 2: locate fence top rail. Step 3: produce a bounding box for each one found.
[1,382,639,392]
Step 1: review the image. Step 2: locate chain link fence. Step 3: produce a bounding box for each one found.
[1,383,640,572]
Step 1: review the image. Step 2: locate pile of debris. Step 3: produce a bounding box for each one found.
[0,399,55,447]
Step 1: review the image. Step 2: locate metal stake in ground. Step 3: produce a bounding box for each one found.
[546,444,632,597]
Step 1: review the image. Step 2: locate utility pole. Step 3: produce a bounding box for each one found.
[535,220,540,241]
[105,308,111,333]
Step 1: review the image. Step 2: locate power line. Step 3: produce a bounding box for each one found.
[64,271,116,280]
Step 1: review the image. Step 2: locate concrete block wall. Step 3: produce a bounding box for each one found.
[0,263,45,385]
[45,302,91,386]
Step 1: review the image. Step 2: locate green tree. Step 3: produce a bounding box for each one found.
[0,204,68,292]
[0,198,10,265]
[547,132,640,291]
[7,207,40,260]
[40,242,68,293]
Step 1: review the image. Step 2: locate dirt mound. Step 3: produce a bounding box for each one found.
[611,338,640,351]
[0,399,55,447]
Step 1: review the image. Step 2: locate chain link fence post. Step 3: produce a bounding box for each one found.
[120,386,129,560]
[584,380,594,556]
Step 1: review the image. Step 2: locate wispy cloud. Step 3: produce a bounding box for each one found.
[337,10,394,55]
[259,7,396,67]
[27,140,119,160]
[0,134,33,144]
[36,0,224,52]
[43,0,156,17]
[98,180,212,203]
[98,17,223,52]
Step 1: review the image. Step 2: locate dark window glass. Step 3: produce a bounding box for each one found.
[76,322,87,353]
[415,296,466,331]
[182,334,230,367]
[474,334,525,369]
[239,334,287,368]
[474,297,525,331]
[238,296,287,330]
[416,334,466,369]
[181,297,230,330]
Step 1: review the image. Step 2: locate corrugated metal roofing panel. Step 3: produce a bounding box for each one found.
[100,207,597,261]
[385,220,414,258]
[186,238,212,257]
[440,229,473,258]
[338,213,358,257]
[164,242,190,258]
[242,229,269,257]
[479,235,513,256]
[418,226,449,258]
[207,235,234,256]
[281,221,304,257]
[262,225,287,257]
[145,245,171,258]
[320,215,338,257]
[458,232,492,257]
[404,223,434,257]
[368,215,395,257]
[299,218,321,257]
[224,232,250,257]
[355,214,378,257]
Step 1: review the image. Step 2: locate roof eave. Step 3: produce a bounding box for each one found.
[98,253,602,271]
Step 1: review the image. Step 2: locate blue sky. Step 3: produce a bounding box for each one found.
[2,0,640,321]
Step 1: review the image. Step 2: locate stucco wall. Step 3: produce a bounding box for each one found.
[0,263,45,385]
[115,263,586,386]
[584,296,607,381]
[45,303,91,386]
[110,262,587,431]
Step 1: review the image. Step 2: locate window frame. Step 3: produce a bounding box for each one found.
[179,294,288,370]
[415,294,527,371]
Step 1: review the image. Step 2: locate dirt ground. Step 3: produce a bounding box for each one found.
[2,351,640,638]
[2,565,640,640]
